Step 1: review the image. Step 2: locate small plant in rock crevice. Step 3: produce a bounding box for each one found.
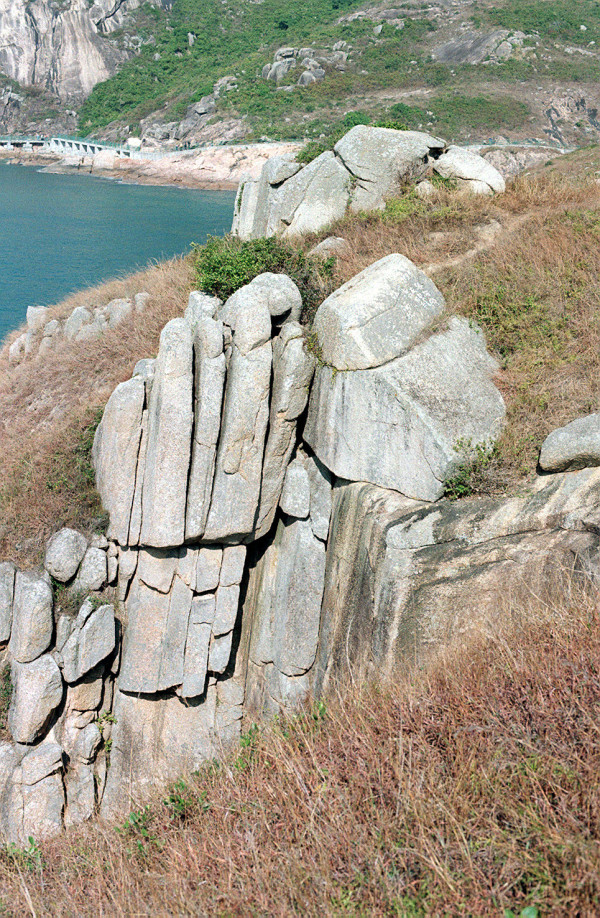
[443,438,499,500]
[0,667,12,742]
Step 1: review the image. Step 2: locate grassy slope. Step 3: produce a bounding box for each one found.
[1,587,599,916]
[77,0,600,143]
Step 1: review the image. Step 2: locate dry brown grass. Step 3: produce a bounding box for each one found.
[0,257,194,566]
[0,586,598,917]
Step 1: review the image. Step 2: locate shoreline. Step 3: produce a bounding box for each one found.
[0,141,303,190]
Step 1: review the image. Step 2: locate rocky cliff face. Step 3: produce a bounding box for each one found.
[0,0,152,99]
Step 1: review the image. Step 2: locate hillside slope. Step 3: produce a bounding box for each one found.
[75,0,600,149]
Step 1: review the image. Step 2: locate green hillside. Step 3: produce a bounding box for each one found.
[75,0,600,147]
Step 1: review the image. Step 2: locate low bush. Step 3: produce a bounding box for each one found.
[193,235,335,319]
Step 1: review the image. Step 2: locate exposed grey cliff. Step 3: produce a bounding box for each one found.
[0,0,156,99]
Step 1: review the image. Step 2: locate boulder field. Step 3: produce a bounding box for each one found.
[233,125,506,239]
[1,248,600,842]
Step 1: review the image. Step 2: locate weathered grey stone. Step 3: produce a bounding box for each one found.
[119,575,191,693]
[93,376,146,546]
[128,407,149,546]
[71,722,101,763]
[101,687,217,819]
[185,313,226,540]
[9,571,53,664]
[195,548,223,593]
[8,333,26,365]
[244,515,326,715]
[305,317,505,501]
[433,146,506,194]
[239,273,303,320]
[281,152,351,237]
[26,305,49,332]
[132,358,156,381]
[415,179,436,199]
[76,319,105,343]
[43,319,60,337]
[203,313,272,541]
[334,125,445,211]
[232,177,260,239]
[72,546,107,593]
[22,771,64,840]
[9,655,63,744]
[218,285,272,353]
[184,290,221,328]
[61,602,115,684]
[64,306,93,340]
[107,547,118,584]
[65,668,104,712]
[255,322,315,538]
[181,595,214,699]
[208,632,233,674]
[308,236,349,257]
[315,472,600,693]
[0,562,15,644]
[21,743,63,786]
[65,764,95,826]
[219,546,246,587]
[540,414,600,473]
[106,298,133,328]
[55,615,73,652]
[265,157,301,186]
[280,458,311,518]
[141,319,194,548]
[117,546,138,603]
[137,548,178,594]
[213,584,241,637]
[305,453,333,542]
[312,254,445,370]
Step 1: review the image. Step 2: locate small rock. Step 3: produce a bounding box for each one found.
[45,528,88,583]
[280,459,311,518]
[106,298,132,328]
[61,602,116,684]
[64,307,93,340]
[540,413,600,472]
[9,655,64,744]
[73,547,107,593]
[26,305,49,333]
[9,571,53,664]
[308,236,349,257]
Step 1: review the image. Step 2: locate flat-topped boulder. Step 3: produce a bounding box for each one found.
[312,253,445,370]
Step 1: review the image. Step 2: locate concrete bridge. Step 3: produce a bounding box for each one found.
[0,135,139,157]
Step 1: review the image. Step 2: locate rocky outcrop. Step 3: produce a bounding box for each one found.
[540,413,600,472]
[0,0,154,100]
[7,255,600,843]
[8,292,150,367]
[232,126,506,240]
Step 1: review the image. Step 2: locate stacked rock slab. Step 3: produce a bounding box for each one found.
[0,534,117,843]
[91,274,316,817]
[232,125,506,240]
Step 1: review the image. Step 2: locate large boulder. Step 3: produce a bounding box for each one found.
[312,253,445,370]
[305,316,505,502]
[433,146,506,195]
[540,413,600,472]
[333,125,445,211]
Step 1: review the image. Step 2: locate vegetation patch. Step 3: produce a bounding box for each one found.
[193,235,335,319]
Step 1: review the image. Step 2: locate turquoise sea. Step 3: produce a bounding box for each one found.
[0,162,236,342]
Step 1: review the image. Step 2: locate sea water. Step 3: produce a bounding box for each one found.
[0,162,236,341]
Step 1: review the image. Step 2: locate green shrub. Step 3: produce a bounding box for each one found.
[193,235,335,320]
[444,439,499,500]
